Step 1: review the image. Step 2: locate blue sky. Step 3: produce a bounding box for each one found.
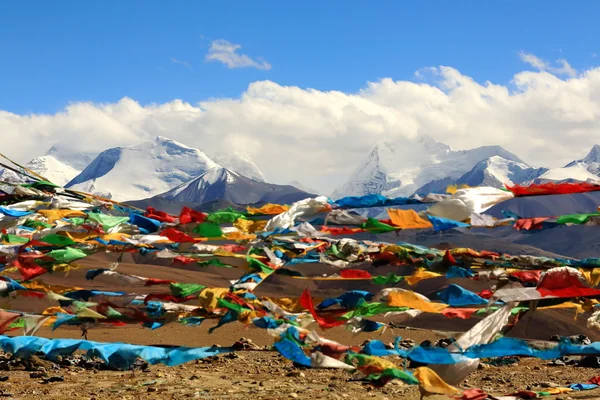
[2,1,600,114]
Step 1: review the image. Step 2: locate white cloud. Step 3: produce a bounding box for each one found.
[171,58,192,70]
[2,62,600,194]
[205,39,271,70]
[519,51,576,77]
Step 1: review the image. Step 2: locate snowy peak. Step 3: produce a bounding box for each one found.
[331,141,403,198]
[583,144,600,163]
[564,144,600,177]
[213,152,266,182]
[46,144,98,171]
[333,136,524,198]
[413,156,545,195]
[532,163,600,184]
[162,168,241,203]
[0,155,79,187]
[456,156,545,188]
[66,136,220,201]
[26,155,80,186]
[159,167,311,205]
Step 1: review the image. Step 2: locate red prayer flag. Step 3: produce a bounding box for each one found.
[340,269,372,279]
[160,227,197,243]
[506,182,600,197]
[299,289,346,329]
[179,207,207,224]
[442,308,478,320]
[514,217,549,231]
[510,270,542,284]
[145,207,177,223]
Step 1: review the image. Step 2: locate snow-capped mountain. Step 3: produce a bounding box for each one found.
[332,136,525,199]
[25,155,81,186]
[158,167,312,205]
[529,163,600,184]
[565,144,600,177]
[0,155,80,187]
[457,156,546,187]
[0,142,96,188]
[414,156,546,194]
[213,152,266,182]
[66,136,220,201]
[46,144,98,171]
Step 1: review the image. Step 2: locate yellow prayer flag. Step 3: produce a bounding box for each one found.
[388,290,448,313]
[38,209,86,223]
[415,367,462,396]
[405,269,442,286]
[198,288,229,312]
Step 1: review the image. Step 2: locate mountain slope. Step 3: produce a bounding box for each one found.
[213,152,266,182]
[46,144,98,171]
[529,163,600,184]
[333,136,524,198]
[456,156,546,188]
[0,155,80,187]
[159,167,313,205]
[565,144,600,176]
[66,136,220,201]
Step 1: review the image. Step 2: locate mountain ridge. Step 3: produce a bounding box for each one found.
[332,136,526,199]
[65,136,221,201]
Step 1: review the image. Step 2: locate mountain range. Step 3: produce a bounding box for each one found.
[333,138,600,198]
[1,135,599,259]
[1,135,599,208]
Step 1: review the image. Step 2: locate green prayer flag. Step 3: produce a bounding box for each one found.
[193,222,223,238]
[372,274,404,285]
[87,212,129,230]
[104,306,123,318]
[25,180,60,189]
[556,213,600,225]
[362,218,398,233]
[246,256,274,274]
[69,217,86,226]
[22,219,52,229]
[170,282,206,297]
[217,298,251,313]
[206,211,247,224]
[327,243,342,258]
[47,247,87,263]
[342,302,409,319]
[365,368,420,385]
[40,234,76,247]
[2,234,30,244]
[7,318,24,330]
[196,258,232,268]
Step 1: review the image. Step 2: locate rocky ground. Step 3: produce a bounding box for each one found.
[1,348,600,400]
[3,256,600,399]
[2,327,600,400]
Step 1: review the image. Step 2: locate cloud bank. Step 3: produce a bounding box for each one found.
[2,58,600,193]
[205,39,272,70]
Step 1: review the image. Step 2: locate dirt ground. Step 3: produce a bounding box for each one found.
[1,322,600,400]
[2,254,600,399]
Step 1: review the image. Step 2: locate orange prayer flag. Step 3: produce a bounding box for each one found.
[246,204,289,215]
[387,209,433,229]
